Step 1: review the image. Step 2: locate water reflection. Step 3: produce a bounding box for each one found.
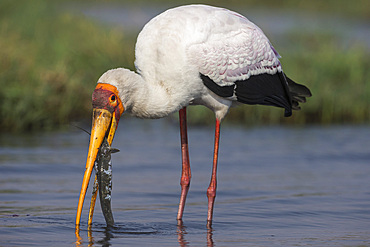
[75,225,112,247]
[176,220,189,247]
[177,220,214,247]
[206,227,214,247]
[96,227,113,247]
[87,226,95,247]
[75,226,82,246]
[75,221,215,247]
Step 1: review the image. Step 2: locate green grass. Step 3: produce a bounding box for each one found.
[280,32,370,125]
[0,0,135,132]
[0,0,369,132]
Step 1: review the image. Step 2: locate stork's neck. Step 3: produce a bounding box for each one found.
[128,74,180,119]
[102,68,182,119]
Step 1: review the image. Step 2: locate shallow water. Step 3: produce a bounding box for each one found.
[1,118,370,246]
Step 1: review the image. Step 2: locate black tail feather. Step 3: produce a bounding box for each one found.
[200,72,311,117]
[285,74,312,111]
[234,72,293,117]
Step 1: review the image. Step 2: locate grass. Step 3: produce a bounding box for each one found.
[0,0,369,132]
[280,32,370,125]
[0,0,135,132]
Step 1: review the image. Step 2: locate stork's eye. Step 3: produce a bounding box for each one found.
[109,94,117,105]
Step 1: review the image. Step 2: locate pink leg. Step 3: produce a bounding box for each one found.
[177,107,191,221]
[207,119,221,227]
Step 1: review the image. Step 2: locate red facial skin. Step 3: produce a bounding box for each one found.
[92,83,124,123]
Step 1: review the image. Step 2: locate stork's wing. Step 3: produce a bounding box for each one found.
[188,22,294,116]
[189,24,282,87]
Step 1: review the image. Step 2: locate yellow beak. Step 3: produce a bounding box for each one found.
[75,108,118,226]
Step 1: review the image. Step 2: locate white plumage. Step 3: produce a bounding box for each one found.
[77,4,311,227]
[102,4,289,120]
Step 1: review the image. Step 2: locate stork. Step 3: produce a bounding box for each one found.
[76,4,311,227]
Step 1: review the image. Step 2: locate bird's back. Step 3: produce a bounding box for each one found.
[134,5,271,87]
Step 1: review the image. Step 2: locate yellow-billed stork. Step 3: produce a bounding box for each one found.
[76,4,311,227]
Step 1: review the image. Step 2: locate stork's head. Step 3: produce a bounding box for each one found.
[76,76,124,226]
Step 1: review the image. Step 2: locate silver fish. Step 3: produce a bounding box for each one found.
[94,137,119,226]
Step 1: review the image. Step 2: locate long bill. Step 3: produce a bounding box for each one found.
[75,108,118,226]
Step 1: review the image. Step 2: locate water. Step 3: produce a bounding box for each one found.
[1,118,369,246]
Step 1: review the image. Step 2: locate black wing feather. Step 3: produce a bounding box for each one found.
[234,72,292,117]
[200,74,234,98]
[200,72,311,117]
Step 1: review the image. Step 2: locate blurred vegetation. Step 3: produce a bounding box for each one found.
[0,0,369,132]
[120,0,370,20]
[0,0,135,132]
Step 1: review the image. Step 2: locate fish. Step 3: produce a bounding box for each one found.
[94,137,119,226]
